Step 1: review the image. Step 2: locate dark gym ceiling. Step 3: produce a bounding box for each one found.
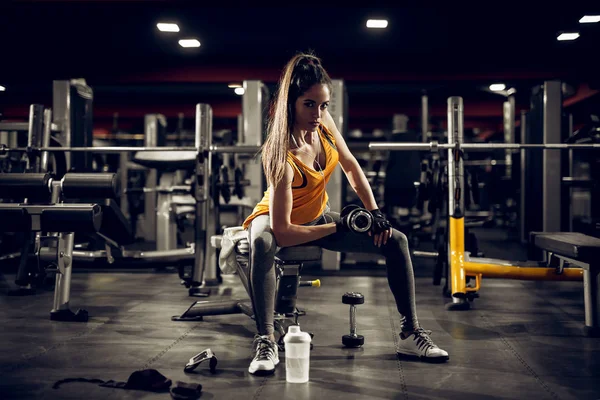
[1,1,600,134]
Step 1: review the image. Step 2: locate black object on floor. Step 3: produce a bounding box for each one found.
[53,368,172,392]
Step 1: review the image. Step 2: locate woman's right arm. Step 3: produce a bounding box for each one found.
[269,163,337,247]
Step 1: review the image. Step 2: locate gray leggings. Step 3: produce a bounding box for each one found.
[247,209,419,336]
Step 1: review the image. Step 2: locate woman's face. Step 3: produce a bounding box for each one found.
[293,84,330,132]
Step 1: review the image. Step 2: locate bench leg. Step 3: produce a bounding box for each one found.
[275,263,300,315]
[583,264,600,337]
[156,173,177,252]
[51,232,88,322]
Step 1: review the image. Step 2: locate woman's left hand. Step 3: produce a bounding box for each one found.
[369,228,393,247]
[369,209,392,247]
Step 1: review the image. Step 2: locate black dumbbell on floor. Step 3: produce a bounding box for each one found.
[342,292,365,348]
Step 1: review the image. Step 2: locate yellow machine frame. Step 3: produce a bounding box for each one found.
[443,97,583,308]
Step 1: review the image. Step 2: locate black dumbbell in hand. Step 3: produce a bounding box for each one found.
[342,292,365,348]
[337,205,373,234]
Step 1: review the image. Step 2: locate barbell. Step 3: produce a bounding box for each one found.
[369,142,600,152]
[0,144,262,154]
[4,141,596,156]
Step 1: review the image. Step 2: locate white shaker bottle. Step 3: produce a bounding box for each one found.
[283,325,311,383]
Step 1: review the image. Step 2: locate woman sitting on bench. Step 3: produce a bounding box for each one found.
[242,52,450,375]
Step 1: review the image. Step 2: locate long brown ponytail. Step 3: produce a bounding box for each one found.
[261,52,333,188]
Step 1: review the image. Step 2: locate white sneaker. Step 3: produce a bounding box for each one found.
[248,335,279,375]
[397,328,449,362]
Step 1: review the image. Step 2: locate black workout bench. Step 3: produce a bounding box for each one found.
[530,232,600,337]
[0,172,132,322]
[173,234,322,347]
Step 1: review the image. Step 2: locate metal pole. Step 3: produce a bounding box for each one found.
[447,97,468,307]
[3,145,264,153]
[369,142,442,151]
[242,80,266,206]
[210,145,262,154]
[52,232,74,312]
[7,146,200,152]
[40,109,52,173]
[520,111,527,244]
[119,151,129,218]
[52,81,71,170]
[144,114,167,147]
[368,143,600,151]
[503,95,515,180]
[203,111,220,287]
[421,93,429,142]
[177,113,185,145]
[568,113,574,233]
[4,143,599,154]
[462,143,599,150]
[583,267,600,335]
[543,81,562,232]
[349,305,357,336]
[190,103,213,297]
[142,115,164,243]
[156,174,176,251]
[447,97,464,218]
[323,79,346,271]
[26,104,44,172]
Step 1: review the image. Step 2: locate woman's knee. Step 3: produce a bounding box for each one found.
[251,232,278,258]
[386,229,409,253]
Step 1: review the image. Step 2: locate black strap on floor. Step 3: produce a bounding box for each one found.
[52,378,107,389]
[53,373,202,399]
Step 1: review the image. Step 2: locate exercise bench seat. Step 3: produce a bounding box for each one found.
[62,197,134,246]
[531,232,600,263]
[530,231,600,337]
[275,245,323,264]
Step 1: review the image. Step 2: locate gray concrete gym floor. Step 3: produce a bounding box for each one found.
[1,228,599,400]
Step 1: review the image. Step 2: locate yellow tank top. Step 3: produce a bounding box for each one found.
[242,124,339,229]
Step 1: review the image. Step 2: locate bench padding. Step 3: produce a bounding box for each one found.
[531,232,600,263]
[275,246,322,263]
[0,207,32,231]
[134,151,197,170]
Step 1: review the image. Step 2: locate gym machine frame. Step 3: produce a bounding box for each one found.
[370,97,600,336]
[0,173,111,322]
[1,104,261,299]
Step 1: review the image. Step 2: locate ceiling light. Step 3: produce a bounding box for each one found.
[489,83,506,91]
[557,32,580,41]
[234,88,245,95]
[0,85,5,91]
[179,39,201,48]
[579,15,600,23]
[157,23,180,32]
[366,19,388,29]
[228,83,242,88]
